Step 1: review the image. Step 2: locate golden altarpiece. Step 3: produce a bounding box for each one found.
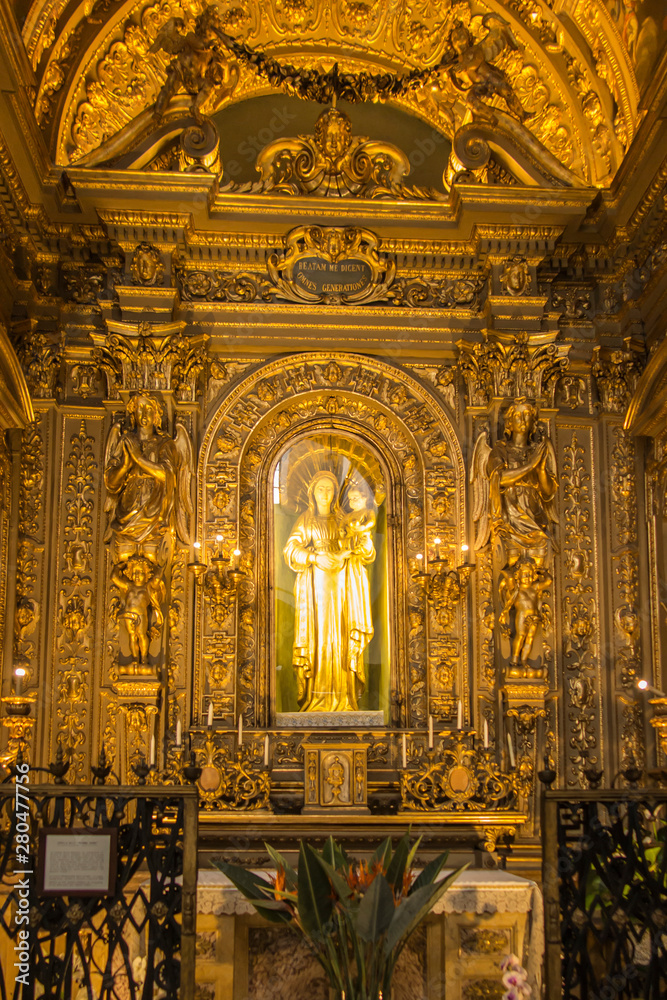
[0,0,666,994]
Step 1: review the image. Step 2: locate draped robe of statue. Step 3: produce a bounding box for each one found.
[284,475,375,712]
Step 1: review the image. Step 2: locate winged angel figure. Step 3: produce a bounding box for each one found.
[470,399,558,570]
[446,14,530,121]
[104,393,193,568]
[104,393,192,666]
[150,5,239,123]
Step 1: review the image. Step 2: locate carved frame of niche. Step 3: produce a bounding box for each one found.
[197,353,466,730]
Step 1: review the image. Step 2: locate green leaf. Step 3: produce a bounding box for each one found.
[356,873,395,942]
[322,835,348,872]
[213,861,293,925]
[409,851,449,894]
[385,865,468,953]
[297,842,334,938]
[312,853,354,902]
[264,843,298,890]
[406,836,423,875]
[385,831,412,890]
[370,837,392,872]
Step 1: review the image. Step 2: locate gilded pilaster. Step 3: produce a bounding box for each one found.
[556,424,602,786]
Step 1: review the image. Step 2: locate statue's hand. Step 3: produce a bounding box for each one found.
[315,552,345,571]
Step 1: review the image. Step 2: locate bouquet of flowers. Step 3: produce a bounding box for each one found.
[215,832,466,1000]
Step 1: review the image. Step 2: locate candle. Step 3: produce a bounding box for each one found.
[232,548,241,570]
[428,714,434,749]
[434,537,441,561]
[207,702,213,729]
[13,668,25,698]
[401,734,407,769]
[238,713,243,746]
[150,735,155,766]
[216,533,223,557]
[416,553,423,573]
[483,718,489,749]
[176,719,182,747]
[264,734,269,767]
[457,699,463,730]
[461,543,469,563]
[507,731,516,768]
[193,540,201,562]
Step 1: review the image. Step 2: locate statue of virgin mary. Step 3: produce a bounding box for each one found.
[283,471,375,712]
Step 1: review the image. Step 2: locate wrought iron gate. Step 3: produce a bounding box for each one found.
[543,789,667,1000]
[0,784,197,1000]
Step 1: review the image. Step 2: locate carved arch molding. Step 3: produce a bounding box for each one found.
[196,353,467,730]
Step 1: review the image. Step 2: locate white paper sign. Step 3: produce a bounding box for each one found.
[42,833,113,894]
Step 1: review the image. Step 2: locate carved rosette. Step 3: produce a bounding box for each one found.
[198,353,466,732]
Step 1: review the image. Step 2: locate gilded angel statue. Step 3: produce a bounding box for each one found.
[150,5,239,123]
[445,15,530,121]
[104,393,192,668]
[471,399,558,570]
[104,393,193,568]
[471,400,557,674]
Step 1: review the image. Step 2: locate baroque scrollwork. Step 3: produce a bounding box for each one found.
[561,430,599,787]
[267,225,395,306]
[56,422,97,776]
[227,107,445,201]
[592,342,645,415]
[457,331,570,407]
[400,737,518,812]
[92,324,208,401]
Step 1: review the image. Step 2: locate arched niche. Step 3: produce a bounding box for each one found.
[196,353,466,731]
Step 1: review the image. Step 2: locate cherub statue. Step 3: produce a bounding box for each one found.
[498,558,551,676]
[150,5,239,122]
[112,557,166,667]
[445,15,529,122]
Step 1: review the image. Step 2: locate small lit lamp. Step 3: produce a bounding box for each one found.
[13,667,26,698]
[228,548,244,587]
[187,540,207,583]
[638,678,667,757]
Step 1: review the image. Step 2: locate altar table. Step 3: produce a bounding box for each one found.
[193,868,543,1000]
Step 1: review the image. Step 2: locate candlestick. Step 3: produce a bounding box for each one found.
[401,734,407,769]
[13,668,25,698]
[238,713,243,746]
[264,734,269,767]
[207,702,213,729]
[428,714,434,749]
[457,699,463,730]
[483,718,489,749]
[507,731,516,768]
[176,719,182,747]
[150,735,155,766]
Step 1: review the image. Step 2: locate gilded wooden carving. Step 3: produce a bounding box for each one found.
[104,393,193,674]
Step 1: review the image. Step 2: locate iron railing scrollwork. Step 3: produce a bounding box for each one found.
[543,789,667,1000]
[0,785,198,1000]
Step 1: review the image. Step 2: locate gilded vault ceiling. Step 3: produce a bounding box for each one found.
[16,0,661,187]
